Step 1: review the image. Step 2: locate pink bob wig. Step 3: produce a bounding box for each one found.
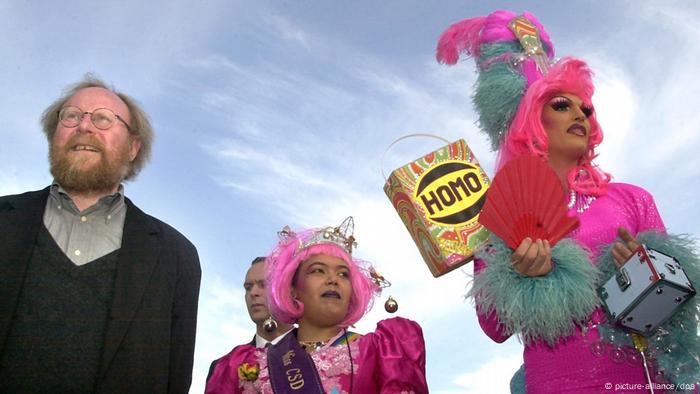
[265,228,380,327]
[498,57,611,196]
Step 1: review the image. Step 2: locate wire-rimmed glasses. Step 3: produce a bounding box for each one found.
[58,106,132,132]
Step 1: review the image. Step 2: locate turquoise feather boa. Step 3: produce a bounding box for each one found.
[469,236,598,346]
[471,232,700,389]
[509,365,526,394]
[597,231,700,388]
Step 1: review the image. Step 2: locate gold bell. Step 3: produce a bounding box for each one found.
[263,316,278,332]
[384,296,398,313]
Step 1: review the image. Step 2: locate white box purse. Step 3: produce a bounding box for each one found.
[599,245,696,336]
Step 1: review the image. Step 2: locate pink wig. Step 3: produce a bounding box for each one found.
[266,228,380,327]
[498,57,611,196]
[436,9,611,195]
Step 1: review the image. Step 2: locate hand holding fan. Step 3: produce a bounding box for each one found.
[478,155,580,249]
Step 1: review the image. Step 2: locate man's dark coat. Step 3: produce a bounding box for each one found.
[0,188,201,393]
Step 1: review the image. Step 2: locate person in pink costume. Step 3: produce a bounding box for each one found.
[437,9,700,394]
[205,218,428,394]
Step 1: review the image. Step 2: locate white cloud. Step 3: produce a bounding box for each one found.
[262,13,312,49]
[448,354,523,394]
[636,8,700,169]
[192,276,252,392]
[587,60,637,178]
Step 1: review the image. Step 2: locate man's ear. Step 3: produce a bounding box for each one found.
[128,137,142,162]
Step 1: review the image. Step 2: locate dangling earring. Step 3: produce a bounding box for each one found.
[368,268,398,314]
[263,316,278,332]
[384,296,399,313]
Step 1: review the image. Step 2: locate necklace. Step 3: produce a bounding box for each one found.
[567,190,596,213]
[298,340,326,352]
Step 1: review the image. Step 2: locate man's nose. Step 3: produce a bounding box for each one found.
[77,113,95,133]
[251,284,264,295]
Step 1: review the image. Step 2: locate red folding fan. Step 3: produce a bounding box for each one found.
[478,155,580,249]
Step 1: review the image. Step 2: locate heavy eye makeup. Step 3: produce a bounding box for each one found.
[581,106,594,118]
[549,96,572,111]
[549,96,593,118]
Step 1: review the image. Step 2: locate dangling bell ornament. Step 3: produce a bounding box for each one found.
[263,316,278,332]
[384,296,398,313]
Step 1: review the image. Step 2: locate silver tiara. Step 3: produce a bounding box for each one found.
[278,216,357,255]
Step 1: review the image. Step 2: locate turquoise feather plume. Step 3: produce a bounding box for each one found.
[473,42,527,151]
[469,236,598,346]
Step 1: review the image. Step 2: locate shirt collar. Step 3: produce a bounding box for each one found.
[254,328,294,348]
[50,181,125,215]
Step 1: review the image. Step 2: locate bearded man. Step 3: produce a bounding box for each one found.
[0,75,201,393]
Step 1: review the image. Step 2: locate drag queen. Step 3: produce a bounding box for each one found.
[205,218,427,393]
[437,9,700,393]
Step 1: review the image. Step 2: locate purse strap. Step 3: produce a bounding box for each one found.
[380,133,451,181]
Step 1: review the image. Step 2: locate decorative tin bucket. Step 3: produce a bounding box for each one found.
[383,135,491,277]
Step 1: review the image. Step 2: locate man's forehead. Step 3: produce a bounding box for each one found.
[244,262,266,281]
[66,87,129,116]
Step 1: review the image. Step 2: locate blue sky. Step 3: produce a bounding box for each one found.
[3,1,700,392]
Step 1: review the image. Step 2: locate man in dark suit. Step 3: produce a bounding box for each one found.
[206,257,292,382]
[242,257,293,348]
[0,75,201,393]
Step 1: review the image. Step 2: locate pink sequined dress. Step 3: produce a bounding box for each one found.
[476,183,667,393]
[205,317,427,394]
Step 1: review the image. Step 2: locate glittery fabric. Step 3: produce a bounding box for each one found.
[476,183,669,393]
[205,317,427,394]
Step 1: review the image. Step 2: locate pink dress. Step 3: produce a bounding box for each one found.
[205,317,427,394]
[476,183,668,393]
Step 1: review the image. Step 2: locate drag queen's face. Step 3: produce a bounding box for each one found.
[542,92,592,165]
[293,253,352,328]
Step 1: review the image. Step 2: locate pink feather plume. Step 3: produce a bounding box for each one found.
[436,16,487,65]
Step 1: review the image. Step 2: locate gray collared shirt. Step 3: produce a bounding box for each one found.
[43,183,127,266]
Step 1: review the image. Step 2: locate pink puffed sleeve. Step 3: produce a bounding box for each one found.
[630,185,665,234]
[612,183,666,235]
[473,258,512,343]
[205,345,257,394]
[356,317,428,393]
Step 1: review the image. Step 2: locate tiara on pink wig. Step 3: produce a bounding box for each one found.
[266,217,382,327]
[437,10,610,195]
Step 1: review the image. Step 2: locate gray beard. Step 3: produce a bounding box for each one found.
[49,144,129,194]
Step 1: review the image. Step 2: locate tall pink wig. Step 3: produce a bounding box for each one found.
[437,10,556,150]
[266,228,380,328]
[499,58,611,196]
[437,9,611,195]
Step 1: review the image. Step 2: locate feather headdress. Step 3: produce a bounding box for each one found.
[436,10,555,150]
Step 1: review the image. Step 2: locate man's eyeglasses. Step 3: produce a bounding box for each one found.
[58,106,132,132]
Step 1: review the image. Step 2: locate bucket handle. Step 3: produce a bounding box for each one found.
[380,133,451,182]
